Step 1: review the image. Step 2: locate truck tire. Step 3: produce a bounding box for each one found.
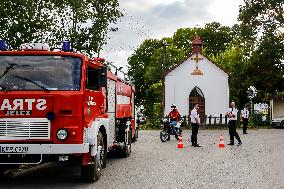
[281,121,284,128]
[131,128,136,143]
[0,167,5,180]
[135,127,139,139]
[98,131,107,169]
[121,126,131,158]
[81,131,105,182]
[101,132,107,169]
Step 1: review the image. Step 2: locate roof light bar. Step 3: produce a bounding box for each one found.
[62,41,71,52]
[20,43,50,51]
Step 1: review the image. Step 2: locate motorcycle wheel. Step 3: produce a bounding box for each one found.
[160,131,169,142]
[167,135,170,141]
[175,134,179,140]
[175,129,182,140]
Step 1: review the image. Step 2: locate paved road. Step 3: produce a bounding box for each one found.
[1,129,284,189]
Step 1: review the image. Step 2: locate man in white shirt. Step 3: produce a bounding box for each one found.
[241,105,249,134]
[226,101,242,146]
[190,103,201,147]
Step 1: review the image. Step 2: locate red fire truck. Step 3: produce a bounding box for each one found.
[0,41,137,182]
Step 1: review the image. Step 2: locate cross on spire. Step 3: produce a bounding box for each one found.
[191,53,203,63]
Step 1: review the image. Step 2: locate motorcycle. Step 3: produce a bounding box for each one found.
[160,118,182,142]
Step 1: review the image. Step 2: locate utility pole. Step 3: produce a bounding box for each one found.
[161,39,167,117]
[161,40,167,68]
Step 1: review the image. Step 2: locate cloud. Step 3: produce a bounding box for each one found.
[100,0,242,70]
[137,0,213,37]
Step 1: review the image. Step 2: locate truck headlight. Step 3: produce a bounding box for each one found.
[57,129,68,140]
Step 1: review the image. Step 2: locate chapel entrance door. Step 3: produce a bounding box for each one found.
[189,86,205,123]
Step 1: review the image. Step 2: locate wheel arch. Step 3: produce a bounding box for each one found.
[88,118,110,156]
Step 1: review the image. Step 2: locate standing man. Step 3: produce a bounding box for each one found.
[190,103,201,147]
[226,101,242,146]
[241,105,249,134]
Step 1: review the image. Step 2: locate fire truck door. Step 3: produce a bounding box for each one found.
[85,66,101,121]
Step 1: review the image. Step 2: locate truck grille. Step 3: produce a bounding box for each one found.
[0,118,50,140]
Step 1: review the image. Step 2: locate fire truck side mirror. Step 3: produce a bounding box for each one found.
[100,66,107,88]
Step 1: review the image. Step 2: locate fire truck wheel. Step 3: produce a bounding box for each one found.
[0,167,5,179]
[81,131,105,182]
[100,131,107,169]
[131,128,136,143]
[121,126,131,158]
[135,127,139,139]
[0,165,10,180]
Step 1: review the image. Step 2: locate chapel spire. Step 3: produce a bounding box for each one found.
[192,35,202,53]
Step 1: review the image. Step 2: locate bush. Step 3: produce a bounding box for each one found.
[250,113,270,127]
[142,103,162,129]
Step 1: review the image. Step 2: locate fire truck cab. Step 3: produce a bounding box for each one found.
[0,41,136,182]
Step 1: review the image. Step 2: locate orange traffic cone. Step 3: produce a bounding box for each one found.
[219,134,225,148]
[177,135,185,148]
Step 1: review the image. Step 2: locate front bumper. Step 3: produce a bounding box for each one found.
[0,143,89,154]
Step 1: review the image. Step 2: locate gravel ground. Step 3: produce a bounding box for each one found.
[1,129,283,189]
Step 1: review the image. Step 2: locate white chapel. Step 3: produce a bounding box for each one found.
[163,35,229,123]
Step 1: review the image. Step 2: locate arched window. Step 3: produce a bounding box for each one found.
[189,86,204,98]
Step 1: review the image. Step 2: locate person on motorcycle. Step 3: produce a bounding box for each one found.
[168,104,181,134]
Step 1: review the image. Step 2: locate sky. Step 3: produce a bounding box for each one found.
[100,0,244,73]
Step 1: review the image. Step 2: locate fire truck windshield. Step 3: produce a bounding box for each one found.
[0,55,82,91]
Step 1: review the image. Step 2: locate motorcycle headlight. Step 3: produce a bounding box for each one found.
[162,118,168,123]
[57,129,68,140]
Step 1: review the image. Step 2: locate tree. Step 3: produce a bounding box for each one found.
[128,39,162,106]
[210,44,250,108]
[0,0,122,55]
[239,0,284,35]
[51,0,122,55]
[247,33,284,101]
[238,0,284,99]
[0,0,54,48]
[172,22,234,56]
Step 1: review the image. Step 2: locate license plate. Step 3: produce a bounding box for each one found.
[0,146,29,153]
